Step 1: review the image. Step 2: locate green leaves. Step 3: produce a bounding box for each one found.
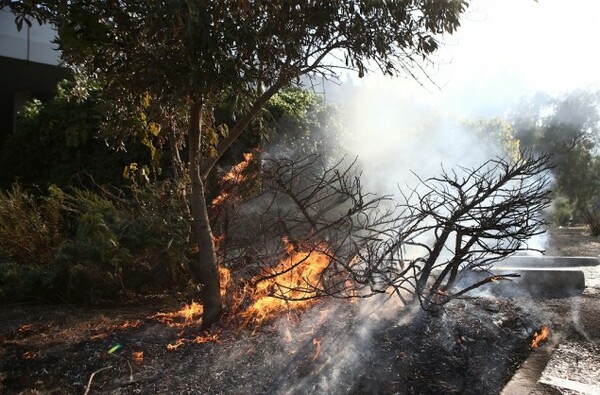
[5,0,468,184]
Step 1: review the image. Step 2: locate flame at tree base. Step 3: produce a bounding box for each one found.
[155,239,332,349]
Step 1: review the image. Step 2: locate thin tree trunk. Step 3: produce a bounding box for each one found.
[188,100,222,328]
[168,126,186,185]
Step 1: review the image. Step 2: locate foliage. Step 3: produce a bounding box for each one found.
[0,80,150,190]
[3,0,468,175]
[463,118,521,161]
[57,182,193,302]
[0,184,66,303]
[551,196,575,226]
[0,184,64,267]
[510,90,600,214]
[264,87,348,157]
[0,182,192,304]
[581,204,600,236]
[3,0,469,322]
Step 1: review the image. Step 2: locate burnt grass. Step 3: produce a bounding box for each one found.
[0,295,540,394]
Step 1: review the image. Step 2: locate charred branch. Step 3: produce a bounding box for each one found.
[216,150,552,314]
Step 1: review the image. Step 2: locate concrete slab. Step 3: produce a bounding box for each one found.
[501,333,562,395]
[538,340,600,394]
[495,256,600,268]
[456,269,586,298]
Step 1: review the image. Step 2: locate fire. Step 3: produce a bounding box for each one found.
[223,152,253,183]
[22,351,38,359]
[167,338,185,351]
[156,240,331,350]
[211,152,255,208]
[531,325,550,348]
[166,332,221,351]
[192,332,221,344]
[312,338,322,360]
[239,239,331,326]
[119,320,142,330]
[18,324,34,334]
[153,267,231,329]
[132,351,144,363]
[153,301,204,329]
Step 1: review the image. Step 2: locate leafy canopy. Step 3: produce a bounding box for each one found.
[5,0,467,123]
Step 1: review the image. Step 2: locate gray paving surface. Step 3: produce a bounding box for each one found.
[502,256,600,395]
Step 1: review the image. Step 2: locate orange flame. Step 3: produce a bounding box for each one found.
[132,351,144,363]
[153,301,204,329]
[223,152,253,183]
[18,324,34,334]
[22,351,38,359]
[239,239,331,326]
[192,333,221,344]
[120,320,142,330]
[211,152,255,208]
[153,267,231,329]
[531,325,550,348]
[155,240,331,350]
[312,338,322,360]
[167,338,186,351]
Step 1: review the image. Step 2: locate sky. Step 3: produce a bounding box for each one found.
[344,0,600,116]
[430,0,600,117]
[322,0,600,192]
[328,0,600,118]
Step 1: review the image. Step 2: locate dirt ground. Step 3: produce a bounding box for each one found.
[545,226,600,258]
[1,226,598,394]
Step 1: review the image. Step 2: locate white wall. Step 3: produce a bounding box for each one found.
[0,9,60,65]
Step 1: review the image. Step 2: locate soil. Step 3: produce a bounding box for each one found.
[1,226,598,394]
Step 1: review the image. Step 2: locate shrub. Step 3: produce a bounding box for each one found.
[0,182,193,304]
[551,196,575,227]
[581,204,600,236]
[0,80,149,190]
[0,184,64,266]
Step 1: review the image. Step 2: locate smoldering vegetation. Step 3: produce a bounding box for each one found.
[211,145,553,314]
[0,293,543,394]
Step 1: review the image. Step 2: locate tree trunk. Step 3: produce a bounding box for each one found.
[168,126,186,186]
[188,100,222,328]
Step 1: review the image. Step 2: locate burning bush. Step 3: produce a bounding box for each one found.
[211,149,552,318]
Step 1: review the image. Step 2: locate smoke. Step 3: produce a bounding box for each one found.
[318,0,600,255]
[270,295,407,394]
[207,2,600,391]
[325,0,600,180]
[342,78,502,196]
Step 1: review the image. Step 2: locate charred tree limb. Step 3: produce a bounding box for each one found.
[217,150,552,314]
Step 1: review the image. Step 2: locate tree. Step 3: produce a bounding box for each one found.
[510,90,600,217]
[462,118,521,161]
[3,0,469,327]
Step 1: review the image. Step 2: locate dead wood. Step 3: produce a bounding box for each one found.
[83,365,112,395]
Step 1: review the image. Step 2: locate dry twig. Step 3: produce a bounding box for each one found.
[83,365,113,395]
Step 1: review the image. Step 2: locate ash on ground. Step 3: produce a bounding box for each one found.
[0,296,539,394]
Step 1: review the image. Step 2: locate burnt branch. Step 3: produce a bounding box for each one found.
[216,150,552,314]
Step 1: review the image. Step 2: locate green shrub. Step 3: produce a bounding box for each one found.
[0,80,149,190]
[0,184,64,266]
[0,182,192,304]
[54,182,192,302]
[0,261,64,302]
[551,196,575,226]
